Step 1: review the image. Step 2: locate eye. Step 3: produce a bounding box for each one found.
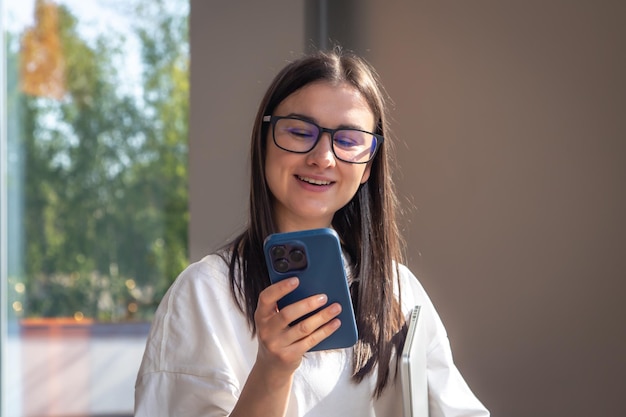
[334,130,366,149]
[286,127,316,139]
[276,118,318,140]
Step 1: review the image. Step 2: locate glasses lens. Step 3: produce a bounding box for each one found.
[274,118,319,152]
[333,130,377,163]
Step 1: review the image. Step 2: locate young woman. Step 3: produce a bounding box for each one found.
[135,49,490,417]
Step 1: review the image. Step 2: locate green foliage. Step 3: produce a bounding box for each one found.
[10,0,189,321]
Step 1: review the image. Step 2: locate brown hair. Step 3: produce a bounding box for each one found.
[224,48,406,397]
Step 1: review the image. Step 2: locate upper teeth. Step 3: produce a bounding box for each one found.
[298,176,331,185]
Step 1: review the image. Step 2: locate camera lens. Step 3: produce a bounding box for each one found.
[290,249,304,263]
[270,245,286,258]
[274,258,289,273]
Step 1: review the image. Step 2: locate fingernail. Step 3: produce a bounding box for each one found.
[317,294,328,303]
[330,303,341,314]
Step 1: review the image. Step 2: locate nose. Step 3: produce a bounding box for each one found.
[306,132,336,167]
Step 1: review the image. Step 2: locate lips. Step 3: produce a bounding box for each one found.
[296,175,333,186]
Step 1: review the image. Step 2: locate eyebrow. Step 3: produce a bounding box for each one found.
[284,112,370,132]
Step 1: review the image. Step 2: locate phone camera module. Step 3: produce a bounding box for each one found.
[269,243,307,273]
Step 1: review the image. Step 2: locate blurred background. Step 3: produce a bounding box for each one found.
[2,0,188,415]
[2,1,625,416]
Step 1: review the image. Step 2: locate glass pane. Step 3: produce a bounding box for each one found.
[1,0,189,415]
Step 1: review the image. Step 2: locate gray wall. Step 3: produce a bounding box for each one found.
[190,1,626,416]
[189,0,306,257]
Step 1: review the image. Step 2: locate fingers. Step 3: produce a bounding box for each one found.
[274,296,343,348]
[275,293,328,327]
[288,303,342,351]
[255,279,343,355]
[256,277,299,319]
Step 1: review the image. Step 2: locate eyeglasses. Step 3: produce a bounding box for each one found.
[263,115,383,164]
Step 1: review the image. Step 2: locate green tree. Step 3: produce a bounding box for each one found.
[125,0,190,299]
[13,1,189,321]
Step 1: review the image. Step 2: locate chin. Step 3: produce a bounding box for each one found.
[296,209,335,226]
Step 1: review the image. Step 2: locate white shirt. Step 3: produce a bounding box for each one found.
[135,253,489,417]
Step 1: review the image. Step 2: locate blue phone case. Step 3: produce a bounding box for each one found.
[263,228,358,351]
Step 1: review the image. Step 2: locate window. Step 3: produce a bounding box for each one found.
[1,1,189,415]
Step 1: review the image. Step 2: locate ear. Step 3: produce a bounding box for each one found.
[360,162,372,184]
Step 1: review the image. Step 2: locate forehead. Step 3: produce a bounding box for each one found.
[274,81,375,130]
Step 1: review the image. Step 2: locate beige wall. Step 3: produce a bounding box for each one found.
[189,0,306,258]
[190,1,626,416]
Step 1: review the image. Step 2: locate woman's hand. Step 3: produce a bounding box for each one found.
[230,278,342,417]
[254,277,342,377]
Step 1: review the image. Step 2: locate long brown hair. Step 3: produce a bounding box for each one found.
[224,48,406,397]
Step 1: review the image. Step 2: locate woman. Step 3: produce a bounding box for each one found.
[135,49,489,417]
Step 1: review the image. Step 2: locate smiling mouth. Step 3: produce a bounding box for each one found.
[297,175,333,186]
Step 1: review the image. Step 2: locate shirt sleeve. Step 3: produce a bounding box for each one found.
[397,264,490,417]
[134,256,256,417]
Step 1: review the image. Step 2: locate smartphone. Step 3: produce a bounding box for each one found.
[263,228,358,351]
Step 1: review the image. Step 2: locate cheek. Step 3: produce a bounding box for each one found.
[264,146,291,193]
[347,165,370,187]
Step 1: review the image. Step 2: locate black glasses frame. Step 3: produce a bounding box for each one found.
[262,115,383,164]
